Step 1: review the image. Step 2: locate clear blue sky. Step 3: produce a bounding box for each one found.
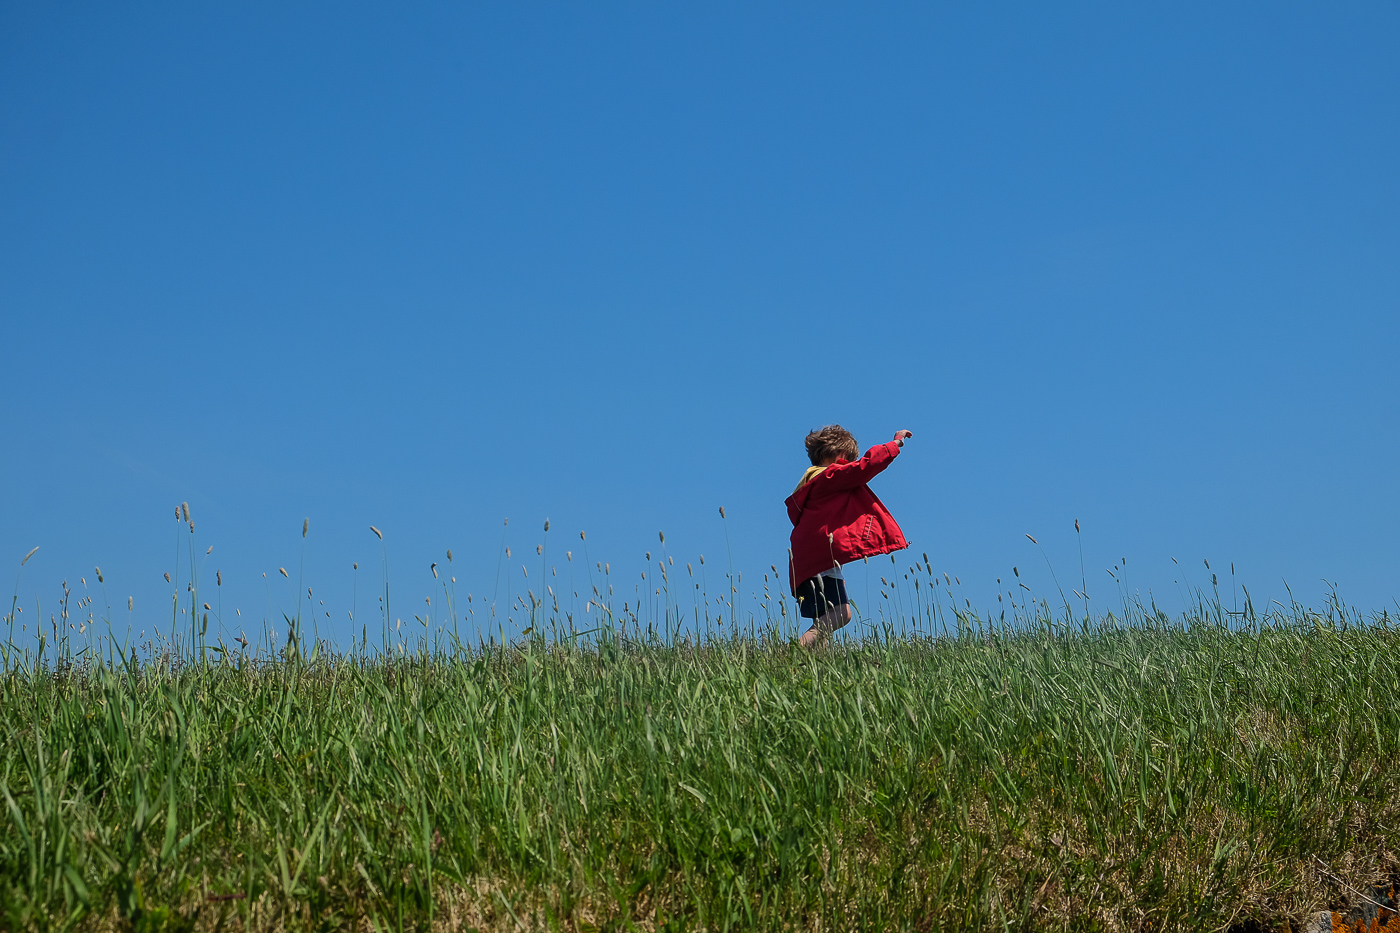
[2,3,1397,648]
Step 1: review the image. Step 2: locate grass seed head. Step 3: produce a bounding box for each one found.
[279,567,289,578]
[164,572,171,582]
[718,506,725,518]
[182,502,190,522]
[303,518,309,538]
[370,525,382,540]
[127,597,132,610]
[95,567,103,583]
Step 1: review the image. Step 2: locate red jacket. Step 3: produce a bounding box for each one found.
[785,441,908,594]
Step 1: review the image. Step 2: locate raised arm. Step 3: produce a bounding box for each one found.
[815,439,904,491]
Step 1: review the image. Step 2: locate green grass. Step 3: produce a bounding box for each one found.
[3,556,1400,931]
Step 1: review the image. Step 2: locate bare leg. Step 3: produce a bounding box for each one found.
[800,603,852,648]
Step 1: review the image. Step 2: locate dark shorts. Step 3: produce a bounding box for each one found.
[795,574,848,620]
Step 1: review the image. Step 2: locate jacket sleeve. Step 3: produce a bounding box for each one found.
[817,441,901,491]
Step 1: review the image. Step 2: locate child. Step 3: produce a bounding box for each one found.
[786,425,913,647]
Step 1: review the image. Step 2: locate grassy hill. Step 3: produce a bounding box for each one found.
[3,583,1399,930]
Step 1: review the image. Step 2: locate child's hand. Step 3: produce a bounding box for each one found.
[894,429,913,446]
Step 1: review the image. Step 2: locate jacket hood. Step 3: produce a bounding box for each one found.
[785,458,850,524]
[785,485,810,526]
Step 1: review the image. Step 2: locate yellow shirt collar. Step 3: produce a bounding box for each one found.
[794,465,825,493]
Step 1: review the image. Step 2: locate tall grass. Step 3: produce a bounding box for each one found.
[2,541,1399,931]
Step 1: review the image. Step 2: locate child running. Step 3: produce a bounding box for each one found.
[786,425,913,647]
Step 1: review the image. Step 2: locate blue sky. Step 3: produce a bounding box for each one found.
[2,3,1397,648]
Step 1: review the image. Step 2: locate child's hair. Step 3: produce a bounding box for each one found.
[805,425,858,465]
